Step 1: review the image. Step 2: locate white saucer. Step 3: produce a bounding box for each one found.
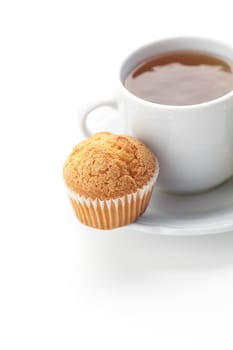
[83,109,233,236]
[131,178,233,235]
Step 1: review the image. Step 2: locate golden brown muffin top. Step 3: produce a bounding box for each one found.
[63,132,157,200]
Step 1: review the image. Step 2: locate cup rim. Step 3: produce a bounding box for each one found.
[118,36,233,110]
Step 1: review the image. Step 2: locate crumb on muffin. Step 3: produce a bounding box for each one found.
[63,132,157,200]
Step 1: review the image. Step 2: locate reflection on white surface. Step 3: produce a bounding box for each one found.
[72,219,233,296]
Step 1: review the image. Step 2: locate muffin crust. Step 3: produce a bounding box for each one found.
[63,132,156,200]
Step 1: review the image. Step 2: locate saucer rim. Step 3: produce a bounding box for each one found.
[130,220,233,236]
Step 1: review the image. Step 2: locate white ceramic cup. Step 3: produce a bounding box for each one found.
[79,37,233,193]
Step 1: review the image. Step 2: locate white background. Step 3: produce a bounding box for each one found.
[1,0,233,349]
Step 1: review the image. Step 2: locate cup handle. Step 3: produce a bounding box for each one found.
[78,100,118,138]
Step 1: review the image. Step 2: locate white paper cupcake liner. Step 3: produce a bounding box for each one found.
[67,165,159,229]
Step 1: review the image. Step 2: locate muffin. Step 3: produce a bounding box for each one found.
[63,132,159,229]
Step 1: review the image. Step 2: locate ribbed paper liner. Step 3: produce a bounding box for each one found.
[66,169,159,230]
